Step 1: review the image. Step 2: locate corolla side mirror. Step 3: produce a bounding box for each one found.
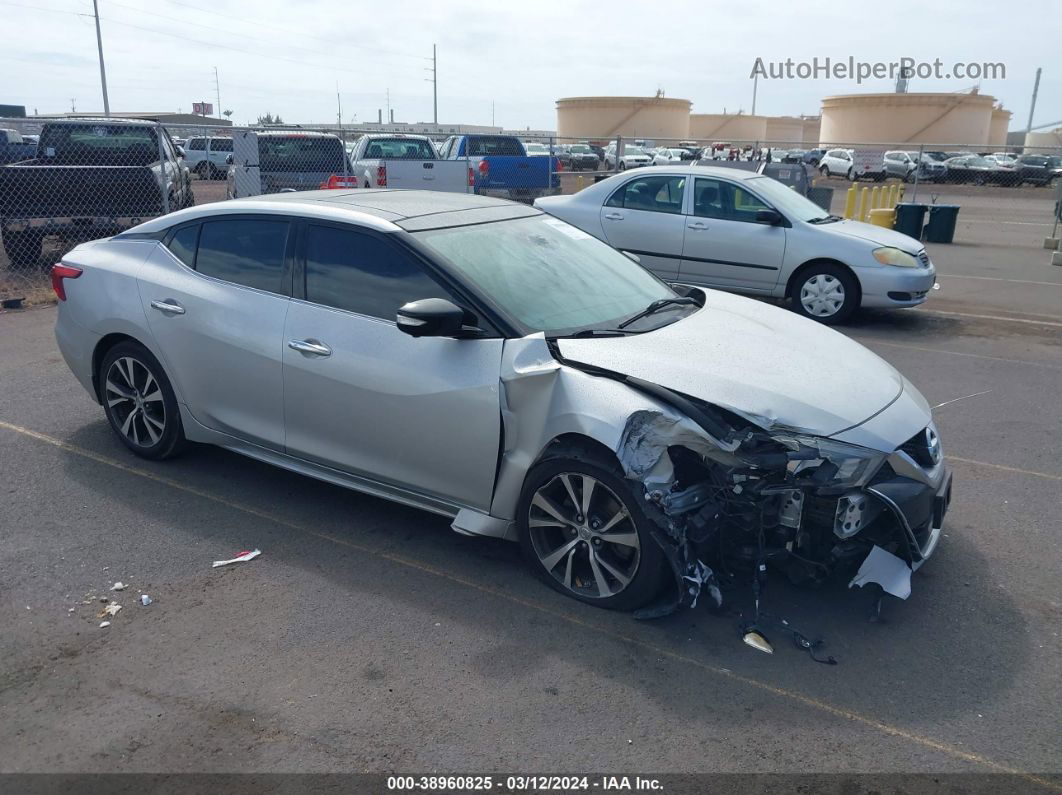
[756,209,782,225]
[396,298,474,338]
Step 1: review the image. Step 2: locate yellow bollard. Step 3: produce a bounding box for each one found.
[870,186,881,211]
[898,184,905,203]
[857,187,869,221]
[888,184,898,207]
[843,185,857,219]
[576,175,584,192]
[868,208,896,228]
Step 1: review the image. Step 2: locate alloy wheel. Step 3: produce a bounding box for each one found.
[105,356,167,447]
[800,273,846,318]
[527,472,640,599]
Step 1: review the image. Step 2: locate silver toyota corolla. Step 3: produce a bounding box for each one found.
[53,190,952,618]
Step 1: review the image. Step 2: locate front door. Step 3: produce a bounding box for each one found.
[282,221,503,510]
[678,177,786,293]
[598,173,687,281]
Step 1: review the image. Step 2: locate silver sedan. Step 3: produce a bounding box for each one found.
[535,165,938,324]
[53,190,951,621]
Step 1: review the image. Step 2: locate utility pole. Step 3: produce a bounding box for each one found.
[433,44,437,124]
[213,66,222,118]
[751,71,758,116]
[491,101,495,127]
[385,88,390,129]
[92,0,110,117]
[336,83,342,128]
[1025,67,1042,134]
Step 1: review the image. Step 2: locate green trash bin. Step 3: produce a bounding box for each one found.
[924,204,960,244]
[894,202,928,240]
[807,186,834,212]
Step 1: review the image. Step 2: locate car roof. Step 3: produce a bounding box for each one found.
[130,189,541,235]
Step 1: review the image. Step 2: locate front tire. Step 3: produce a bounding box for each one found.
[820,165,829,177]
[99,341,186,460]
[518,453,666,611]
[790,263,859,324]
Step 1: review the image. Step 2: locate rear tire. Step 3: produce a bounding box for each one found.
[2,230,42,269]
[99,341,186,460]
[518,452,666,611]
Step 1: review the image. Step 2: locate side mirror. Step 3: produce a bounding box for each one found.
[225,154,234,166]
[175,145,186,158]
[396,298,473,338]
[756,209,782,225]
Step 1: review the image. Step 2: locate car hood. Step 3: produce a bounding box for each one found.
[557,290,907,438]
[814,218,923,252]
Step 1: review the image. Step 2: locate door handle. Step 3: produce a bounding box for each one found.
[687,222,708,230]
[604,212,624,220]
[150,299,185,315]
[287,339,332,357]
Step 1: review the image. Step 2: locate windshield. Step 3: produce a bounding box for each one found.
[258,136,345,172]
[744,175,830,223]
[965,157,992,167]
[570,145,590,153]
[626,147,647,156]
[363,138,436,159]
[413,215,676,335]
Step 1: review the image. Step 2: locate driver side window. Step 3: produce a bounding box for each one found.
[692,178,770,224]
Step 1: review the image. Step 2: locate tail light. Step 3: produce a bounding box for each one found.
[468,166,475,187]
[319,174,359,189]
[52,263,82,302]
[376,164,387,187]
[478,159,490,179]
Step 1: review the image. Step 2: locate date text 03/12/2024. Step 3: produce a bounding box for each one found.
[386,775,664,791]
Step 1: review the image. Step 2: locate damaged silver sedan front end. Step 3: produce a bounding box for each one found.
[482,287,952,618]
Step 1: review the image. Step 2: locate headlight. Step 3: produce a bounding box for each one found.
[872,247,920,267]
[770,434,886,488]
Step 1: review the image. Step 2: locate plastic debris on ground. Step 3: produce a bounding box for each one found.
[97,602,122,619]
[110,582,127,591]
[212,549,262,568]
[849,545,912,599]
[140,594,153,606]
[99,621,110,628]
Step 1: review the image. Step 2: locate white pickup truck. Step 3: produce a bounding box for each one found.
[348,134,471,192]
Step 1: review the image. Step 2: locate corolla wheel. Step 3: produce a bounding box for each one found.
[105,356,167,448]
[800,273,845,318]
[100,342,186,460]
[528,472,640,599]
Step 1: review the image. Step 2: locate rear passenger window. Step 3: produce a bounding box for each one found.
[196,219,289,294]
[304,225,451,320]
[166,224,199,268]
[211,138,233,152]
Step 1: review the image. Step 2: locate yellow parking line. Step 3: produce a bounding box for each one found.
[947,455,1062,482]
[0,417,1057,789]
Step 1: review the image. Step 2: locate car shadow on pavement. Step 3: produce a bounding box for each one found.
[57,421,1032,738]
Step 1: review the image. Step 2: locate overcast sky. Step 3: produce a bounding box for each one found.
[0,0,1057,134]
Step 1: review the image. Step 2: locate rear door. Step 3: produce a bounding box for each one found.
[282,221,503,510]
[678,177,785,292]
[597,173,687,281]
[139,215,292,449]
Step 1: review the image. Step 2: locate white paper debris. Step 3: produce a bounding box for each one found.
[212,549,262,568]
[849,545,912,600]
[111,582,127,591]
[99,621,111,628]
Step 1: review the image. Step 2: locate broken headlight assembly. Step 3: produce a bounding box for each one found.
[767,434,887,489]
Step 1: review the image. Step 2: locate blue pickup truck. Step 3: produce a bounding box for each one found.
[437,134,559,202]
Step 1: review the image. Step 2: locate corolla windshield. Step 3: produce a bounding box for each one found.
[412,215,682,336]
[743,176,830,223]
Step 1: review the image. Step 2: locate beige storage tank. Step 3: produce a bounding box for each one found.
[988,108,1011,148]
[688,113,766,142]
[1024,127,1062,151]
[764,116,805,145]
[555,96,691,140]
[819,92,997,146]
[802,117,821,145]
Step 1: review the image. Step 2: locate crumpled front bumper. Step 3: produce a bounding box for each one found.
[866,464,952,566]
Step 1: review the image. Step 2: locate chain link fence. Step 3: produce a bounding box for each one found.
[2,117,1060,307]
